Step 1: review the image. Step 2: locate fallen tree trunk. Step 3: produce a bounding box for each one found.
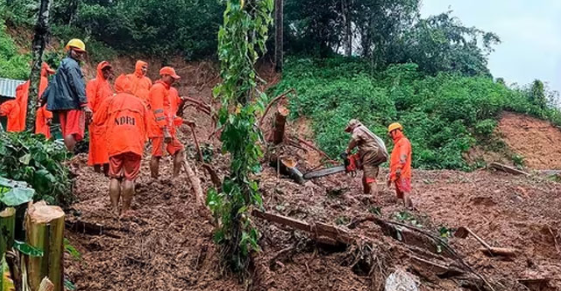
[271,105,289,145]
[252,210,353,245]
[25,201,65,291]
[489,162,529,176]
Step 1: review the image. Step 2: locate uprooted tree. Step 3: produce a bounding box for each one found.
[206,0,273,275]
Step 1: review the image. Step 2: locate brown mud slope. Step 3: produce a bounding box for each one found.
[65,123,561,290]
[498,112,561,170]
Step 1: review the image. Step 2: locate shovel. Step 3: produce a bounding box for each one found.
[454,226,517,257]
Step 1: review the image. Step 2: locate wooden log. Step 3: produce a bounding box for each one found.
[25,201,65,291]
[272,105,289,144]
[252,210,352,245]
[183,159,205,208]
[479,247,517,258]
[269,156,305,184]
[489,162,529,176]
[38,277,54,291]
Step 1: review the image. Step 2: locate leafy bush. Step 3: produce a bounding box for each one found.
[0,132,73,206]
[271,58,561,170]
[0,22,30,79]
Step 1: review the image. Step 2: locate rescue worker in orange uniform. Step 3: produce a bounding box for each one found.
[2,63,55,135]
[345,119,388,202]
[148,67,184,179]
[127,60,152,103]
[93,74,149,217]
[0,100,21,132]
[86,61,114,173]
[35,63,56,138]
[387,123,413,209]
[41,39,92,151]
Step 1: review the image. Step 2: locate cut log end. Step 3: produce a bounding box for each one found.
[28,201,65,224]
[38,277,54,291]
[0,207,16,217]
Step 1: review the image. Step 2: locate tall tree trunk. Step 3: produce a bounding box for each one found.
[274,0,284,72]
[343,0,352,57]
[26,0,52,131]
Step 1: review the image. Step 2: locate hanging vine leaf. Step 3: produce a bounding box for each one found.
[208,0,273,275]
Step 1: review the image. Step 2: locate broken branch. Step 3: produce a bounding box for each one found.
[259,88,295,128]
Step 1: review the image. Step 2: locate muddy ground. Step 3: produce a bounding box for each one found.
[64,129,561,291]
[62,61,561,290]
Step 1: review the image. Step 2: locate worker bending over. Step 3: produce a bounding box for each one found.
[387,123,413,209]
[345,119,388,201]
[148,66,185,179]
[93,75,149,217]
[41,39,91,151]
[86,61,114,174]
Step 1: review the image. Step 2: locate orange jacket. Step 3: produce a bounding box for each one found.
[14,63,54,133]
[126,60,152,102]
[94,75,148,157]
[148,80,175,138]
[0,100,21,132]
[389,131,412,181]
[35,106,53,138]
[169,87,184,129]
[86,61,114,113]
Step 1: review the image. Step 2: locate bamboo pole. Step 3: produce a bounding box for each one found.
[1,208,16,291]
[25,201,65,291]
[272,105,289,144]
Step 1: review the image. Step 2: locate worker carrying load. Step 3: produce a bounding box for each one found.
[127,60,152,103]
[93,74,149,217]
[387,122,413,209]
[148,66,185,179]
[345,119,388,201]
[41,38,91,151]
[86,61,114,174]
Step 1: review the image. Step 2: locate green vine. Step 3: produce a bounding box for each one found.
[207,0,273,274]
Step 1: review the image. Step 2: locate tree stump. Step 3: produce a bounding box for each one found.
[25,201,65,291]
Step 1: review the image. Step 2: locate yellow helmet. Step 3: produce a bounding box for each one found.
[388,122,403,133]
[65,39,86,52]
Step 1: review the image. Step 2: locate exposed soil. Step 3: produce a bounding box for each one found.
[65,107,561,291]
[498,112,561,170]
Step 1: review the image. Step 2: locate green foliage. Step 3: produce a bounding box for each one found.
[393,211,422,228]
[0,22,30,79]
[207,0,273,275]
[528,80,547,109]
[475,119,497,136]
[0,132,73,206]
[13,240,43,257]
[49,0,223,59]
[272,58,561,170]
[0,177,35,209]
[64,238,81,260]
[511,154,525,167]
